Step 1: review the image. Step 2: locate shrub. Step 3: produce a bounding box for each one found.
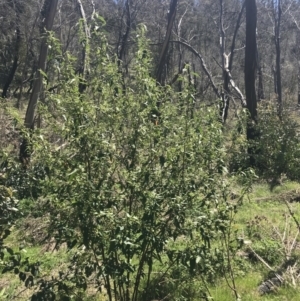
[253,103,300,181]
[0,26,247,300]
[21,29,241,300]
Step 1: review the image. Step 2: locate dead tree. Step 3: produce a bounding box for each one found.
[1,0,22,98]
[156,0,178,85]
[20,0,58,163]
[257,50,265,101]
[117,0,131,65]
[245,0,258,165]
[273,0,282,117]
[218,0,246,122]
[289,10,300,106]
[76,0,90,93]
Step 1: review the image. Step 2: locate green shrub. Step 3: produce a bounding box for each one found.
[0,26,248,300]
[139,264,207,301]
[229,103,300,182]
[251,239,283,266]
[253,103,300,181]
[227,109,251,175]
[20,29,241,300]
[0,185,19,245]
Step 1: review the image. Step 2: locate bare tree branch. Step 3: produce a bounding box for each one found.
[76,0,90,92]
[229,0,246,71]
[170,40,221,99]
[156,0,178,84]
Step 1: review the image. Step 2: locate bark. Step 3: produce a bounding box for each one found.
[20,0,58,163]
[291,11,300,106]
[219,0,246,122]
[76,0,90,93]
[156,0,178,85]
[117,0,131,64]
[2,28,21,98]
[219,0,230,122]
[257,62,265,101]
[17,11,40,109]
[175,7,186,93]
[298,79,300,106]
[2,0,22,99]
[257,43,264,101]
[245,0,257,121]
[272,65,277,94]
[298,62,300,106]
[224,55,246,107]
[170,40,221,99]
[228,1,246,72]
[245,0,258,166]
[274,0,282,117]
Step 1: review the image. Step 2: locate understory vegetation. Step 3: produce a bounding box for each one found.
[1,28,300,301]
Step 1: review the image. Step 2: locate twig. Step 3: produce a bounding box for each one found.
[170,40,221,99]
[284,199,300,231]
[248,245,275,271]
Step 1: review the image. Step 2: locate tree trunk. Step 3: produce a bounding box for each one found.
[156,0,178,85]
[175,8,185,93]
[171,40,221,100]
[293,20,300,107]
[245,0,257,121]
[245,0,258,166]
[2,0,21,99]
[220,0,246,122]
[16,11,40,109]
[76,0,90,93]
[2,28,21,99]
[274,0,282,117]
[298,62,300,106]
[20,0,58,163]
[117,0,131,64]
[219,0,230,122]
[257,61,265,101]
[272,64,277,94]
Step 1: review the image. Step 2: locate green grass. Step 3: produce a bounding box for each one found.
[209,180,300,301]
[0,223,73,300]
[2,180,300,300]
[211,271,300,301]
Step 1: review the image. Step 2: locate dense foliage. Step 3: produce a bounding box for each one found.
[0,30,250,300]
[2,1,300,300]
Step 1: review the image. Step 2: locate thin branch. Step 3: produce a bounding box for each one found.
[229,0,246,71]
[284,199,300,232]
[156,0,178,84]
[76,0,91,88]
[289,12,300,31]
[248,245,275,271]
[225,66,247,107]
[170,40,221,99]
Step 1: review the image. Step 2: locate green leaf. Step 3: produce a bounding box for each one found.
[39,69,48,79]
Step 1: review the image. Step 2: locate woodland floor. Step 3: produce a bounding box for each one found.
[1,181,300,300]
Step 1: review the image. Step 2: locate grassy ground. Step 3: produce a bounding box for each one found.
[209,180,300,301]
[0,225,73,300]
[1,181,300,300]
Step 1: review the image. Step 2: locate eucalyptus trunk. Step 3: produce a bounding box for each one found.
[245,0,258,166]
[20,0,58,163]
[274,0,282,117]
[2,0,21,99]
[156,0,178,85]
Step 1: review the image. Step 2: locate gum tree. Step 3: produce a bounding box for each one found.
[245,0,258,165]
[20,0,58,163]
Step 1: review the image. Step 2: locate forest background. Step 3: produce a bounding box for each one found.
[2,0,300,300]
